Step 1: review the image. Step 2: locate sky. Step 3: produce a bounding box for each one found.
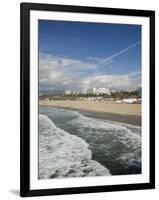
[39,20,141,93]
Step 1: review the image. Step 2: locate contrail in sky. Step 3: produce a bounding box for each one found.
[99,41,141,65]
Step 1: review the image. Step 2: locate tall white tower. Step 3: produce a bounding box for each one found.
[82,80,89,94]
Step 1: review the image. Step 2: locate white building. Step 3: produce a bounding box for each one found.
[116,98,138,104]
[110,90,116,94]
[87,87,97,94]
[87,87,110,95]
[64,90,72,95]
[96,88,110,95]
[122,98,137,104]
[82,80,90,94]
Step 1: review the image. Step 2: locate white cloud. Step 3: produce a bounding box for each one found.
[39,53,141,92]
[89,72,141,91]
[39,53,96,92]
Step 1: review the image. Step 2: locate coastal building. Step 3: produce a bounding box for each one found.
[122,98,137,104]
[96,88,110,95]
[116,98,139,104]
[116,100,122,104]
[82,80,90,94]
[64,90,72,95]
[110,89,116,94]
[87,87,110,95]
[87,87,97,94]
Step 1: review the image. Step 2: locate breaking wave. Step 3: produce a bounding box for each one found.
[68,113,141,174]
[39,114,111,179]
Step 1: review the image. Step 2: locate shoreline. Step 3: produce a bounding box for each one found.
[79,110,141,126]
[39,104,141,126]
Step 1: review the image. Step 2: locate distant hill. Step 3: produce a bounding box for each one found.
[39,89,65,96]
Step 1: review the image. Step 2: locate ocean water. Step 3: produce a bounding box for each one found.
[39,106,141,179]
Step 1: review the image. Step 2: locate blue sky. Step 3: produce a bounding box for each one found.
[39,20,141,92]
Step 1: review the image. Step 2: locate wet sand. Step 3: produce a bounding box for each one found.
[39,100,141,126]
[80,110,141,126]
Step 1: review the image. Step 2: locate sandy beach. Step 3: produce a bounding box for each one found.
[39,100,141,126]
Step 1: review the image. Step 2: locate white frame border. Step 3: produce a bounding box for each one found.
[30,10,150,190]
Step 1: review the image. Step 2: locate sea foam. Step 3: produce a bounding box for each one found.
[39,114,111,179]
[68,114,141,165]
